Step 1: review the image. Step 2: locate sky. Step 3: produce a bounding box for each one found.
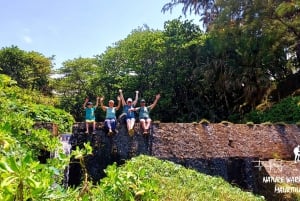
[0,0,200,69]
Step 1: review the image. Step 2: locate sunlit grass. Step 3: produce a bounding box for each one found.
[100,155,265,201]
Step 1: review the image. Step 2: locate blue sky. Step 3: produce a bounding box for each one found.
[0,0,200,69]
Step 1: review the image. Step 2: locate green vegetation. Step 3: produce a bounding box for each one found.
[0,46,53,94]
[0,74,265,200]
[1,0,300,200]
[0,74,74,133]
[246,121,255,126]
[199,118,210,124]
[220,120,233,125]
[0,74,75,200]
[94,155,265,201]
[2,5,300,123]
[244,96,300,124]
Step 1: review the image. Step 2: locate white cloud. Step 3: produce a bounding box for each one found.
[23,35,32,44]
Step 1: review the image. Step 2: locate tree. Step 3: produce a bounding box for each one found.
[52,57,101,121]
[163,0,300,71]
[163,0,300,121]
[162,0,219,29]
[97,25,165,105]
[160,19,206,122]
[0,46,52,94]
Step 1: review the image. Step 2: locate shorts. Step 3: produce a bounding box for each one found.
[126,117,135,121]
[85,119,95,123]
[140,117,151,121]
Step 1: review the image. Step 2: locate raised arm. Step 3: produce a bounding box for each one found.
[119,89,126,106]
[129,107,140,112]
[132,91,139,106]
[83,97,89,109]
[99,97,106,111]
[115,96,121,110]
[149,94,161,110]
[95,97,100,108]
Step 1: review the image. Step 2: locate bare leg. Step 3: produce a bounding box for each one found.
[93,121,96,131]
[140,119,146,132]
[130,118,135,130]
[126,119,131,131]
[85,122,89,133]
[127,118,135,136]
[145,119,150,129]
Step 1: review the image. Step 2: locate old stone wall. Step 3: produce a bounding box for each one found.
[153,123,300,160]
[67,122,300,199]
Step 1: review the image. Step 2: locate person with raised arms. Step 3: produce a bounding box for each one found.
[119,89,139,136]
[130,94,160,134]
[83,97,99,134]
[99,95,121,135]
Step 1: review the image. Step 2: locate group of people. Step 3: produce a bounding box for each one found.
[83,89,160,136]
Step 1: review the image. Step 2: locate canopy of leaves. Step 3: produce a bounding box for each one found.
[51,14,299,123]
[52,57,101,121]
[0,46,53,94]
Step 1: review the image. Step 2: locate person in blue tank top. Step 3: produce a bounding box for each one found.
[100,95,121,135]
[119,89,139,136]
[130,94,160,134]
[83,97,99,134]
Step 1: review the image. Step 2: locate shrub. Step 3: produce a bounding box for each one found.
[244,96,300,124]
[96,155,265,201]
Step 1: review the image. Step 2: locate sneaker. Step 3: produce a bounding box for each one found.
[129,129,134,136]
[108,129,113,136]
[85,131,89,134]
[92,130,96,134]
[143,129,149,135]
[114,129,118,134]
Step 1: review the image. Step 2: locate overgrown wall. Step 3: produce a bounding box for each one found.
[68,122,300,197]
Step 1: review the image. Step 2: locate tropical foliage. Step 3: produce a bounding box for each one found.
[0,74,265,200]
[244,96,300,124]
[0,1,299,200]
[0,74,75,200]
[51,57,101,121]
[91,155,265,201]
[0,46,53,94]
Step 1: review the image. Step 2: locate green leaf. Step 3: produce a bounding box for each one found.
[7,157,19,172]
[1,175,17,187]
[26,176,40,188]
[0,161,14,173]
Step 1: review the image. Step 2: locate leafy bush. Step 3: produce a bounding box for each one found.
[0,74,76,200]
[244,96,300,124]
[0,74,74,133]
[95,155,265,201]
